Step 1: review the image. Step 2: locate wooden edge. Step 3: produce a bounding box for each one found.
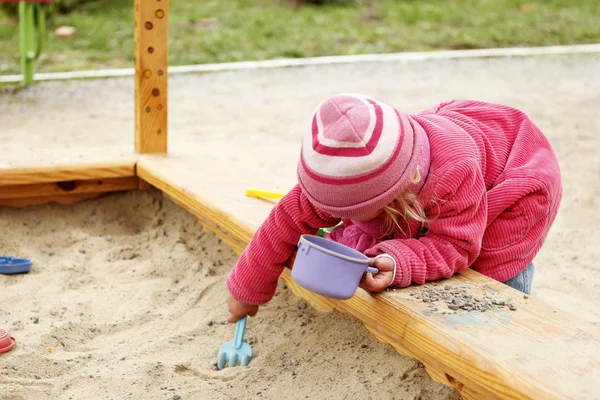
[0,177,140,200]
[0,176,140,208]
[0,159,136,186]
[136,158,569,400]
[138,178,151,191]
[0,193,106,208]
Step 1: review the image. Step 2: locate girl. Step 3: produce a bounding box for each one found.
[226,94,562,323]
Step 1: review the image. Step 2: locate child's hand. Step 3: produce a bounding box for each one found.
[359,256,395,293]
[227,293,259,323]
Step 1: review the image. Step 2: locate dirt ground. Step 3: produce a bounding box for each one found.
[1,54,599,398]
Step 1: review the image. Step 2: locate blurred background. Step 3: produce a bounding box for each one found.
[1,0,599,75]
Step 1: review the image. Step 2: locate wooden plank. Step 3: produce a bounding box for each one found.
[0,177,139,200]
[138,178,151,191]
[0,193,105,208]
[0,159,136,186]
[138,151,600,400]
[0,150,138,206]
[134,0,168,154]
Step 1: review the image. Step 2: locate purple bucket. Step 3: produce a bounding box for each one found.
[291,235,379,300]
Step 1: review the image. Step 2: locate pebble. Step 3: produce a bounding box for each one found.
[78,248,86,254]
[298,302,307,310]
[105,235,112,241]
[173,396,181,400]
[207,321,214,326]
[31,316,40,324]
[6,364,17,371]
[50,309,58,316]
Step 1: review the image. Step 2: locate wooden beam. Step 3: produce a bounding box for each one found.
[0,177,139,200]
[0,176,139,208]
[138,178,151,191]
[0,153,138,207]
[137,151,600,400]
[0,159,136,186]
[134,0,168,154]
[0,193,105,208]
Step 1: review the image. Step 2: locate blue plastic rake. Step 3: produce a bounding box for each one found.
[217,316,252,370]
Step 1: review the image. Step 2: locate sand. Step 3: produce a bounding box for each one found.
[1,54,600,398]
[0,191,458,400]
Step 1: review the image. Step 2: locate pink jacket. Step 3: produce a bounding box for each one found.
[227,100,562,305]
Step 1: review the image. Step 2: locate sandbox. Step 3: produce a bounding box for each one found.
[1,1,600,398]
[0,190,458,400]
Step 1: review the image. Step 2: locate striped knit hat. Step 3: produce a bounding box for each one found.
[297,93,422,219]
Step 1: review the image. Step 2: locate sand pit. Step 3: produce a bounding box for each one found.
[0,190,458,400]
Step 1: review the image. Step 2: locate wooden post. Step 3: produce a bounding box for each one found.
[134,0,168,154]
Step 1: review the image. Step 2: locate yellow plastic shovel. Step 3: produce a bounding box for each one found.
[245,188,284,200]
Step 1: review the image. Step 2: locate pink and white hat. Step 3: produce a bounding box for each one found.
[297,93,423,219]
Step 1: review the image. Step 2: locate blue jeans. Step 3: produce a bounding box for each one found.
[503,263,534,295]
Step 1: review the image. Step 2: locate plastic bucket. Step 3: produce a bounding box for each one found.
[291,235,378,299]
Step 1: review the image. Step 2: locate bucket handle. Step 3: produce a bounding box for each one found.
[365,266,379,274]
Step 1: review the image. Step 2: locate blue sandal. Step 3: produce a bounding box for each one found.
[0,257,32,275]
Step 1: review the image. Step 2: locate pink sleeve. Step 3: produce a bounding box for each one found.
[365,159,487,287]
[227,184,340,305]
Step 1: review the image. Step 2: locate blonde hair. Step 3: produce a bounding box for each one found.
[381,168,430,237]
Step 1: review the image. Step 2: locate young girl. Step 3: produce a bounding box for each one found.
[226,94,562,323]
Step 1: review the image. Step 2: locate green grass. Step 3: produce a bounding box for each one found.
[1,0,599,75]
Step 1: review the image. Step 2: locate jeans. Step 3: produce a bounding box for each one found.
[502,263,535,295]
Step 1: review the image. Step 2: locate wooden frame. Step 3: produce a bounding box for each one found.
[0,155,137,207]
[1,1,598,399]
[0,176,139,207]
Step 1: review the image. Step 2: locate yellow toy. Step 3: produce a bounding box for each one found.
[245,188,284,200]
